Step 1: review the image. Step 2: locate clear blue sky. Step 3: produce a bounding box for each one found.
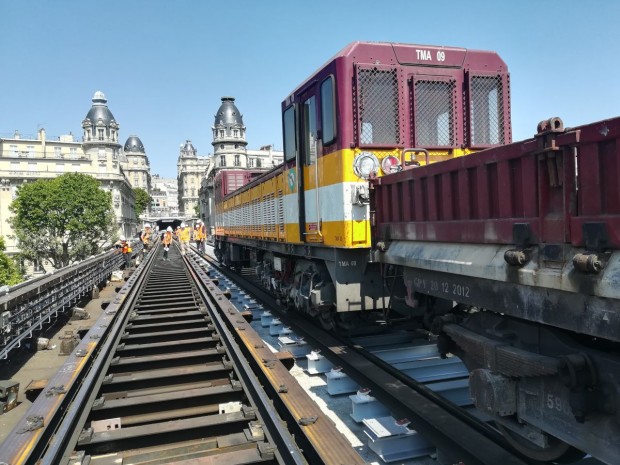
[2,0,619,176]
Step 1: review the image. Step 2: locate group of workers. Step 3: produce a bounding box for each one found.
[117,220,207,267]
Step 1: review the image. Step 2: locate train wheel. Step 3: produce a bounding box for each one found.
[496,423,586,463]
[319,308,336,331]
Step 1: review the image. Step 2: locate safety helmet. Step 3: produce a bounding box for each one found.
[167,226,173,232]
[181,222,186,228]
[144,223,151,228]
[196,219,202,224]
[120,235,126,241]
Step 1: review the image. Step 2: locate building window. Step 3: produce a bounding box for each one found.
[233,129,238,137]
[221,144,224,149]
[70,147,78,159]
[219,130,224,138]
[234,155,240,166]
[10,161,19,172]
[248,158,254,168]
[54,147,62,158]
[27,146,35,158]
[98,128,104,140]
[235,144,239,149]
[256,158,262,167]
[220,155,225,166]
[10,145,18,156]
[98,149,106,159]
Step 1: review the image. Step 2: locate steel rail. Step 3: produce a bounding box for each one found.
[186,250,367,465]
[183,252,307,465]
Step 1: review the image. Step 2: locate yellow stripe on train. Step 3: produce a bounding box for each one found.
[216,219,371,248]
[215,147,473,249]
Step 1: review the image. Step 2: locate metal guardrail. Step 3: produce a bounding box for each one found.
[0,241,142,360]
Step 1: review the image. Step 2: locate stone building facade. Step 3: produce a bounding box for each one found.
[122,135,152,193]
[176,140,209,217]
[195,97,283,234]
[151,174,179,218]
[0,91,137,256]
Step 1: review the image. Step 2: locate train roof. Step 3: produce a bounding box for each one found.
[283,41,508,105]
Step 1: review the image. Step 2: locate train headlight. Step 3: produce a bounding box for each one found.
[353,152,379,179]
[381,155,402,174]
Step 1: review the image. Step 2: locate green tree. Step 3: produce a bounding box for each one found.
[0,236,21,286]
[9,173,115,269]
[133,187,151,218]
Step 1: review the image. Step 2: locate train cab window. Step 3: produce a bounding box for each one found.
[302,96,317,165]
[470,75,505,145]
[357,67,400,145]
[320,76,336,145]
[283,106,296,161]
[414,79,455,147]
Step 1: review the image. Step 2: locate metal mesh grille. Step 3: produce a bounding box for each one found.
[414,80,455,147]
[471,75,505,145]
[277,190,284,234]
[267,193,275,233]
[253,199,259,234]
[357,68,400,145]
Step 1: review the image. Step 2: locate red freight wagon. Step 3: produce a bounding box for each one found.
[214,170,264,203]
[370,117,620,464]
[373,117,620,249]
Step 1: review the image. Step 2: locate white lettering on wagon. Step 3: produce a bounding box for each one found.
[415,50,446,62]
[416,49,432,61]
[412,277,471,298]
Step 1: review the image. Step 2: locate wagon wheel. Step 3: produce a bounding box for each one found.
[496,423,586,463]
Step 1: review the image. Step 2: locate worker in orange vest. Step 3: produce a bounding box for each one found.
[162,226,173,260]
[193,219,206,254]
[179,222,191,255]
[117,235,132,268]
[140,223,152,256]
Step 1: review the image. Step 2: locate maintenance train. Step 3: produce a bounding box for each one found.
[213,41,619,464]
[214,41,511,327]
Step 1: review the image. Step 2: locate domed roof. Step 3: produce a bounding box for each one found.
[124,135,145,153]
[214,97,244,127]
[181,140,196,157]
[84,91,116,127]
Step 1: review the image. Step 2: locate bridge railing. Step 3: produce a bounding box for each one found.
[0,240,142,360]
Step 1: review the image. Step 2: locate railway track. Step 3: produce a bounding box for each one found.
[198,247,539,465]
[0,244,366,465]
